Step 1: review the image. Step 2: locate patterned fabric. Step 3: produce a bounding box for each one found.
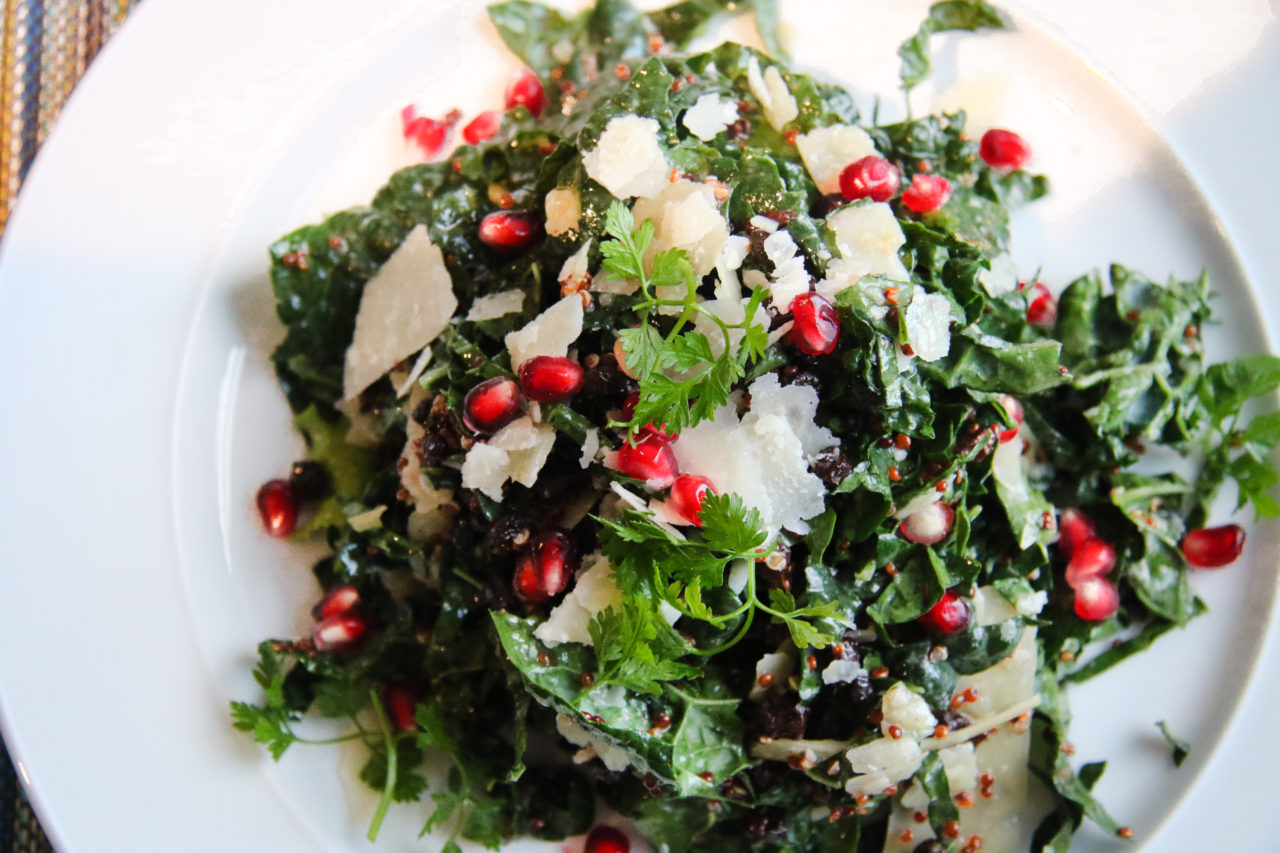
[1,5,140,847]
[0,0,138,230]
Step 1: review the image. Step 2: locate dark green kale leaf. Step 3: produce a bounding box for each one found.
[898,0,1006,93]
[1155,720,1190,768]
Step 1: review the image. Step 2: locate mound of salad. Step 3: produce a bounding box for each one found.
[232,1,1280,851]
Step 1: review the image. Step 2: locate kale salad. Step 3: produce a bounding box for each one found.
[232,1,1280,850]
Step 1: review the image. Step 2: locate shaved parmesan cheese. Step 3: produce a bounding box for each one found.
[881,682,936,740]
[682,93,739,141]
[747,374,835,458]
[747,56,798,130]
[763,229,811,310]
[822,658,864,685]
[347,505,386,532]
[631,179,728,278]
[342,224,457,400]
[887,627,1042,852]
[749,214,779,233]
[460,443,510,502]
[579,428,600,469]
[979,252,1019,296]
[720,234,750,271]
[535,553,621,647]
[752,738,847,764]
[556,712,634,772]
[844,738,924,797]
[544,186,581,236]
[796,125,878,195]
[505,294,585,369]
[393,347,433,397]
[671,376,833,535]
[491,416,557,486]
[904,290,954,362]
[825,202,911,287]
[558,240,592,289]
[466,289,525,322]
[749,651,795,700]
[582,114,670,200]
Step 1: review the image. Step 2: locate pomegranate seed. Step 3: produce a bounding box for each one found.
[505,68,546,117]
[994,394,1023,443]
[787,293,840,356]
[311,585,359,620]
[463,376,523,435]
[256,479,297,538]
[1064,537,1116,588]
[901,173,952,213]
[478,211,543,253]
[399,105,460,158]
[918,590,971,635]
[839,155,901,202]
[584,825,630,853]
[1057,508,1097,559]
[621,391,678,442]
[1025,282,1057,326]
[312,614,367,652]
[383,682,419,732]
[979,128,1031,171]
[669,475,717,526]
[1181,524,1246,568]
[899,501,955,545]
[1073,576,1120,621]
[513,529,577,604]
[462,110,501,145]
[518,355,584,402]
[616,432,679,488]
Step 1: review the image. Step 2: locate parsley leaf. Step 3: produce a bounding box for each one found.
[599,200,770,437]
[589,598,699,695]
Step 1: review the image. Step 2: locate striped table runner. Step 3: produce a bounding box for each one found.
[1,4,140,848]
[0,0,138,230]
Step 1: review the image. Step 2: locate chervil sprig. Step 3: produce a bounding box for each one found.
[600,200,770,437]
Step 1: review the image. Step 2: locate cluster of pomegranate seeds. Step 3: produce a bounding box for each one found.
[479,210,544,253]
[616,432,679,488]
[838,155,901,202]
[899,501,955,546]
[901,173,952,213]
[1181,524,1246,568]
[313,613,367,652]
[463,376,523,434]
[669,474,716,526]
[918,590,972,636]
[462,110,501,145]
[1064,538,1116,588]
[1054,508,1121,621]
[979,128,1031,171]
[786,293,840,356]
[505,68,546,117]
[518,355,585,402]
[400,105,461,158]
[994,394,1024,443]
[513,529,577,604]
[1056,507,1096,559]
[584,825,630,853]
[308,583,367,651]
[1024,282,1057,327]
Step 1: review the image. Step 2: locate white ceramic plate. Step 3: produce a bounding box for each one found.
[0,1,1277,850]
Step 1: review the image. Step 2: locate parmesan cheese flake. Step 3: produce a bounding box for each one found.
[342,224,457,400]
